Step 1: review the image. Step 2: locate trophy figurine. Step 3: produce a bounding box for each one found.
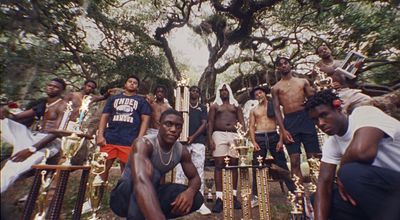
[34,170,53,220]
[88,152,108,220]
[61,133,84,166]
[232,122,250,166]
[314,67,333,91]
[205,178,214,202]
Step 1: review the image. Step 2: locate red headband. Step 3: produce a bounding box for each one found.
[332,99,342,108]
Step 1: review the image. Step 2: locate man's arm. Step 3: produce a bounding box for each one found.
[207,104,216,152]
[171,147,201,215]
[138,114,150,137]
[96,113,109,146]
[9,109,36,122]
[271,86,293,144]
[303,79,315,98]
[340,127,383,165]
[249,110,260,151]
[314,162,337,220]
[131,138,166,220]
[237,105,246,130]
[188,118,206,144]
[10,133,58,162]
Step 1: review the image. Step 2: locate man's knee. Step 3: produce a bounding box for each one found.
[338,162,366,193]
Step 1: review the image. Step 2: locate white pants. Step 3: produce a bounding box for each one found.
[174,143,206,195]
[0,118,60,193]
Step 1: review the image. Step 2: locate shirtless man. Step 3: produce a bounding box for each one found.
[249,86,295,202]
[208,83,244,213]
[315,44,342,76]
[147,85,171,135]
[110,109,203,219]
[0,78,67,193]
[271,57,321,182]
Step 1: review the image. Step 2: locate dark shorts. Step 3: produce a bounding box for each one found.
[283,110,320,155]
[110,169,203,219]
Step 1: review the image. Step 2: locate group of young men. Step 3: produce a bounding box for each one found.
[1,45,399,220]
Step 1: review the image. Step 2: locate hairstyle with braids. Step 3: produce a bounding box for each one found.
[305,89,342,113]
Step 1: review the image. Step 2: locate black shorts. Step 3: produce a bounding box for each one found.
[283,110,321,155]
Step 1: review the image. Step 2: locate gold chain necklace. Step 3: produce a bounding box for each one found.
[189,101,199,109]
[45,98,62,112]
[157,140,174,166]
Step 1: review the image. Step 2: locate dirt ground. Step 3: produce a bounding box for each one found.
[1,166,291,220]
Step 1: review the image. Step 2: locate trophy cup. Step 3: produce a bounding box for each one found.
[33,170,53,220]
[205,178,214,202]
[232,122,250,166]
[61,133,84,166]
[335,51,366,79]
[175,74,190,143]
[88,152,108,220]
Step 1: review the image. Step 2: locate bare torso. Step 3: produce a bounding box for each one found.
[274,77,308,114]
[150,101,171,129]
[213,103,240,132]
[252,101,277,132]
[40,99,67,131]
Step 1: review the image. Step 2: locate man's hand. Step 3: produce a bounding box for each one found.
[170,190,194,215]
[253,142,261,152]
[10,148,34,162]
[337,178,357,206]
[187,136,194,145]
[281,129,294,144]
[96,135,107,147]
[276,141,284,152]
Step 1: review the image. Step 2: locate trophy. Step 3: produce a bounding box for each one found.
[33,170,54,220]
[232,122,250,166]
[307,157,321,191]
[87,151,108,220]
[205,178,214,202]
[255,156,271,220]
[314,67,333,91]
[174,74,189,142]
[66,95,92,132]
[59,101,73,130]
[61,133,84,166]
[222,157,234,220]
[288,175,305,220]
[335,51,366,79]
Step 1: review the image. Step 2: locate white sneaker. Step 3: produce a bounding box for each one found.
[196,204,212,215]
[81,200,92,214]
[251,196,258,208]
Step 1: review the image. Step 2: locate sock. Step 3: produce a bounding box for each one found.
[216,191,223,199]
[233,190,237,196]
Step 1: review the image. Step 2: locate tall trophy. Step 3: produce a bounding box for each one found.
[288,175,305,220]
[174,75,189,143]
[87,151,108,220]
[61,133,85,166]
[232,122,250,166]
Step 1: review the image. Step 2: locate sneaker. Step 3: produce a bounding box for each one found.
[81,200,92,214]
[196,204,212,215]
[211,198,223,213]
[251,196,258,208]
[233,196,241,209]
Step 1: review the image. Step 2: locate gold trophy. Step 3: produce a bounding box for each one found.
[33,170,54,220]
[307,157,321,193]
[232,122,250,166]
[61,133,84,166]
[288,174,305,220]
[222,157,234,220]
[255,156,271,220]
[175,74,190,143]
[314,67,333,91]
[87,151,108,220]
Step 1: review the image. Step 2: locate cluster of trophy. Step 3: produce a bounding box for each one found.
[287,157,321,220]
[33,95,109,220]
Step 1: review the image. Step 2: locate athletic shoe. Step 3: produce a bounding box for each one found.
[196,204,212,215]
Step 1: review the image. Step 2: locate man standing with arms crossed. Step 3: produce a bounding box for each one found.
[174,86,211,215]
[208,83,244,213]
[271,57,321,183]
[249,86,295,205]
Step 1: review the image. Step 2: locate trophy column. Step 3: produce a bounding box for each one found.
[222,157,234,220]
[175,83,189,143]
[256,156,271,220]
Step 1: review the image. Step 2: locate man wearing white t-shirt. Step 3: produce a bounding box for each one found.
[305,89,400,220]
